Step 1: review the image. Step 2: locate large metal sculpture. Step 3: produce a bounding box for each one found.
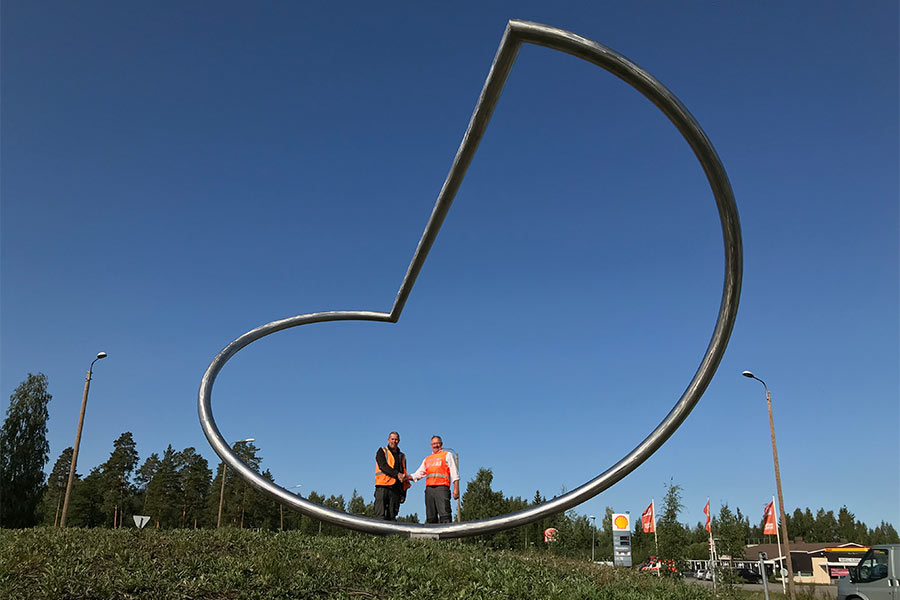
[198,19,742,539]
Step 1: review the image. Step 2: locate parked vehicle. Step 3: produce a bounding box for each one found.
[640,561,660,573]
[640,558,679,576]
[837,544,900,600]
[695,569,712,581]
[731,568,764,584]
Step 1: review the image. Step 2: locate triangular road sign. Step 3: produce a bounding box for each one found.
[133,515,150,529]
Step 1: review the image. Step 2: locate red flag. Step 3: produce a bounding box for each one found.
[642,501,655,533]
[763,501,777,535]
[703,500,711,532]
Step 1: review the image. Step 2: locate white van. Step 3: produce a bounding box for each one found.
[837,544,900,600]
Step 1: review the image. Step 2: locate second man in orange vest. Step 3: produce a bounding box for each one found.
[409,435,459,523]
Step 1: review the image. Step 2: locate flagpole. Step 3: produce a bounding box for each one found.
[773,495,786,596]
[652,499,659,577]
[706,498,716,595]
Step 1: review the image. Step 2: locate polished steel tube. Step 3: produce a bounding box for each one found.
[199,19,742,538]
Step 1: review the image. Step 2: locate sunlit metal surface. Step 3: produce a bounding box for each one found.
[198,19,742,538]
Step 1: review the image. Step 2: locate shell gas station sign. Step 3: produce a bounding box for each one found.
[612,512,632,567]
[612,513,630,531]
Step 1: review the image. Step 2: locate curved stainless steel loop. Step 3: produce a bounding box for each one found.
[198,19,742,539]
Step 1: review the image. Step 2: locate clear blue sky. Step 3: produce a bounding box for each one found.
[2,2,897,531]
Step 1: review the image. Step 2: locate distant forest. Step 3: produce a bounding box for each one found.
[1,371,896,564]
[28,432,897,562]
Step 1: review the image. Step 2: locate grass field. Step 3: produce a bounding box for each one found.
[0,528,823,600]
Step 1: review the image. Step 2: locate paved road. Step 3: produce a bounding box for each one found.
[686,578,838,598]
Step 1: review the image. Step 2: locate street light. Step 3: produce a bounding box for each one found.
[743,370,796,600]
[589,515,596,562]
[217,437,255,528]
[60,351,107,527]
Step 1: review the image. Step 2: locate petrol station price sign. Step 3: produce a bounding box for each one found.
[612,512,632,567]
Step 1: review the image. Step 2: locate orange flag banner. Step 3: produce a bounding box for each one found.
[763,501,777,535]
[641,501,655,533]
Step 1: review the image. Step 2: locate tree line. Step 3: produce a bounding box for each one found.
[0,373,393,532]
[35,433,409,533]
[2,372,898,564]
[458,473,899,564]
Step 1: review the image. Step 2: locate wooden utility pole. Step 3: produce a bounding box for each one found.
[767,388,796,600]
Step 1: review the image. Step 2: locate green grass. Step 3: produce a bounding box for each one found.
[0,528,812,600]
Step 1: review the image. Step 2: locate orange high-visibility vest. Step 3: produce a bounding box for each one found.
[375,447,410,489]
[424,450,451,487]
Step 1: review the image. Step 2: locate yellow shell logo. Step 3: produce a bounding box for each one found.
[614,515,629,530]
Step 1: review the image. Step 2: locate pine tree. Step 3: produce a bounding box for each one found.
[68,468,105,527]
[869,521,900,545]
[686,522,712,560]
[715,504,748,564]
[459,468,509,546]
[460,468,506,521]
[135,453,160,513]
[657,481,688,567]
[303,491,326,535]
[242,469,279,530]
[555,511,593,559]
[177,447,211,528]
[98,433,139,528]
[348,489,369,516]
[812,508,838,542]
[498,495,529,551]
[599,506,615,560]
[280,489,304,531]
[0,373,52,527]
[37,447,74,526]
[397,513,420,523]
[224,441,261,528]
[519,490,549,551]
[144,445,181,527]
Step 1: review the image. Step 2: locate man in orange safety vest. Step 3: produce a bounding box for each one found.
[409,435,459,523]
[374,431,410,520]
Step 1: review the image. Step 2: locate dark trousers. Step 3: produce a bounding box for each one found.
[374,486,401,520]
[424,485,452,523]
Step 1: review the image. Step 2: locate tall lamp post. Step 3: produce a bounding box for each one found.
[743,371,796,600]
[217,437,255,528]
[60,351,107,527]
[589,515,596,562]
